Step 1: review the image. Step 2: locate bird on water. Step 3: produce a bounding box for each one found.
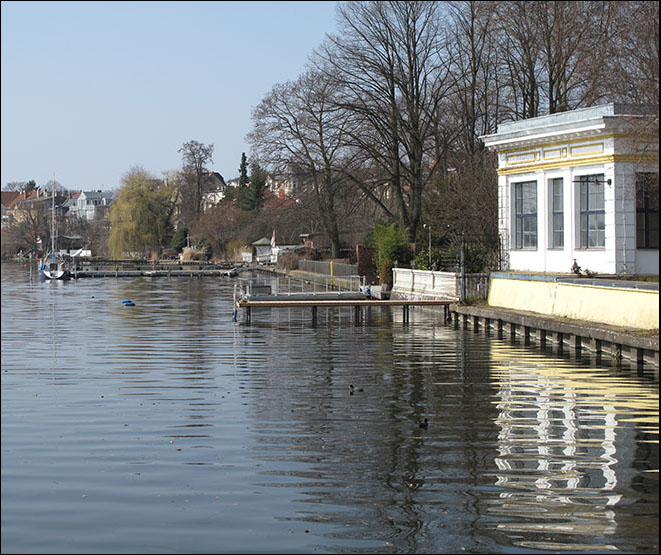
[419,418,429,430]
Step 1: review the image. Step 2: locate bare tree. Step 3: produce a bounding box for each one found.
[491,1,621,117]
[444,1,502,153]
[606,0,659,107]
[178,140,214,224]
[248,68,356,257]
[492,1,542,119]
[315,0,450,241]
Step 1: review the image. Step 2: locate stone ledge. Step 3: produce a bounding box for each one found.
[450,303,659,352]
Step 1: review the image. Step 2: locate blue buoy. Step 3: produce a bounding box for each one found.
[122,299,135,306]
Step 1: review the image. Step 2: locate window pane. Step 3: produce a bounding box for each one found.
[636,181,645,209]
[554,230,563,248]
[649,212,659,248]
[553,191,562,211]
[514,181,537,249]
[637,213,646,246]
[590,182,604,210]
[580,183,587,211]
[553,213,564,248]
[636,172,659,248]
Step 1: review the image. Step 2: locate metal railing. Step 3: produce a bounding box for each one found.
[235,274,364,300]
[298,259,358,276]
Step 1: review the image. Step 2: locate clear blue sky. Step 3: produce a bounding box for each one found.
[1,0,339,190]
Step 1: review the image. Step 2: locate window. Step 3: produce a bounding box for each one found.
[550,178,564,248]
[636,173,659,249]
[578,174,605,248]
[514,181,537,248]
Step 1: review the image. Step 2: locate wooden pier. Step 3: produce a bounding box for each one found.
[73,268,237,278]
[235,298,453,324]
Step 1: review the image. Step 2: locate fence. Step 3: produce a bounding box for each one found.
[391,269,490,301]
[298,259,359,276]
[236,273,363,299]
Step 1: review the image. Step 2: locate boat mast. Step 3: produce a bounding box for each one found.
[50,174,55,253]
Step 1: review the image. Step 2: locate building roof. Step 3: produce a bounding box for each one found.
[481,103,658,151]
[1,191,21,208]
[79,190,115,200]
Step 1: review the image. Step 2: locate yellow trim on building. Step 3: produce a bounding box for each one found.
[543,148,563,161]
[569,142,604,157]
[506,151,536,165]
[498,154,659,176]
[500,134,620,155]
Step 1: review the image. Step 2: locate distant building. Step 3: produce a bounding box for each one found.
[1,191,21,229]
[200,171,227,211]
[481,103,659,276]
[266,175,299,199]
[252,236,273,263]
[5,187,65,223]
[65,190,115,220]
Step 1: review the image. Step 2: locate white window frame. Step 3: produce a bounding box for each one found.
[513,180,538,249]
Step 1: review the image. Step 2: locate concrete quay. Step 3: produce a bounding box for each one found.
[449,303,659,369]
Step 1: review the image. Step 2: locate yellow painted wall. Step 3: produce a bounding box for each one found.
[488,277,659,330]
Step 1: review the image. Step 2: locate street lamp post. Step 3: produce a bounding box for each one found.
[423,224,431,269]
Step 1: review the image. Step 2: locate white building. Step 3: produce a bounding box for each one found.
[481,104,658,276]
[65,190,115,221]
[200,172,227,211]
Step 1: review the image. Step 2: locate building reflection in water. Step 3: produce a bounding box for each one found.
[488,342,658,550]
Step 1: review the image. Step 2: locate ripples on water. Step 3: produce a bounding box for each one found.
[1,263,658,554]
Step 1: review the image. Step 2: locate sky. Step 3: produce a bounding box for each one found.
[1,0,340,190]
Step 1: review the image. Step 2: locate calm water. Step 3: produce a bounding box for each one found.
[1,261,658,554]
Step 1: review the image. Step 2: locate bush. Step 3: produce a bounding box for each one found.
[181,247,205,261]
[365,221,412,286]
[171,227,188,252]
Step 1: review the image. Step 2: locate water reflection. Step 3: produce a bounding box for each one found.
[238,305,658,553]
[486,344,659,551]
[1,264,658,554]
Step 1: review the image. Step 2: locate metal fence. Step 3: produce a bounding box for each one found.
[298,259,359,276]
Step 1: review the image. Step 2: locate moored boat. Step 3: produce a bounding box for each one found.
[40,251,71,280]
[40,175,71,280]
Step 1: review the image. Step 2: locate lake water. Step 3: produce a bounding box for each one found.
[1,261,658,554]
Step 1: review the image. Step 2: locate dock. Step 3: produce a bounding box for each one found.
[235,297,453,324]
[73,268,238,278]
[66,260,243,278]
[449,303,659,369]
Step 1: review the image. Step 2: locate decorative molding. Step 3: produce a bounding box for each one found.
[497,154,659,176]
[569,142,604,157]
[543,148,563,161]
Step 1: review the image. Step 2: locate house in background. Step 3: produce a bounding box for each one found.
[65,190,115,220]
[200,171,227,212]
[481,103,659,276]
[266,175,300,199]
[1,191,21,229]
[252,236,273,263]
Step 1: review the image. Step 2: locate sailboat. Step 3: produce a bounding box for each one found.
[40,177,71,280]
